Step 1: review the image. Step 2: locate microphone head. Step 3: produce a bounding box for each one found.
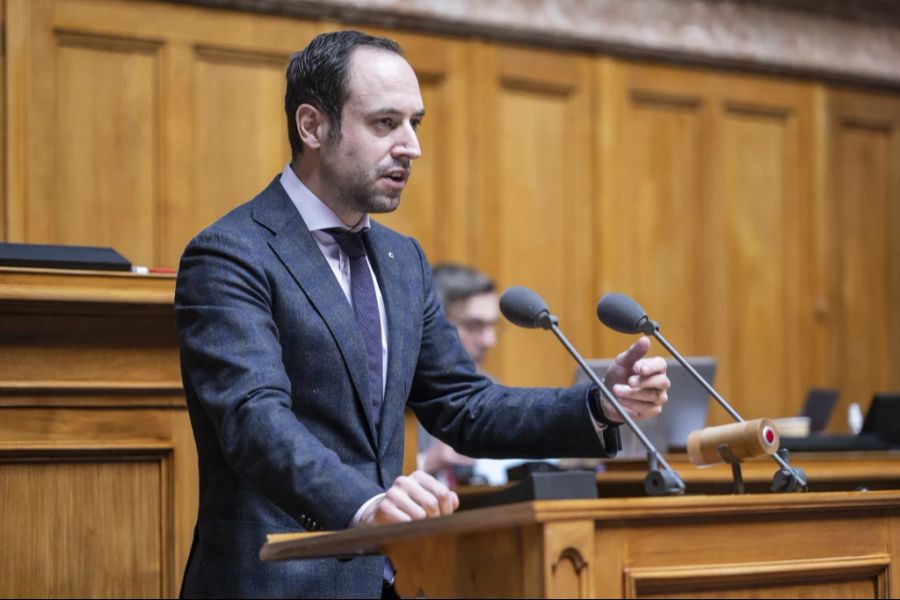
[596,293,650,334]
[500,286,553,329]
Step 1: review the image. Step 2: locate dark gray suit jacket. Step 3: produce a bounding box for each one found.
[175,177,618,598]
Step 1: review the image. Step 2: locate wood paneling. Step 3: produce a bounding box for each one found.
[0,268,195,599]
[0,452,166,598]
[185,46,290,258]
[6,0,318,268]
[595,61,708,364]
[3,1,900,596]
[825,90,900,427]
[477,44,595,387]
[708,78,815,424]
[627,556,889,598]
[2,0,899,519]
[597,62,818,425]
[261,492,900,598]
[5,0,899,423]
[53,33,160,265]
[0,0,7,240]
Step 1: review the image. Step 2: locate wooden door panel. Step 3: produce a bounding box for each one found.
[8,0,318,268]
[827,90,900,425]
[597,62,816,424]
[51,34,160,265]
[477,45,594,387]
[0,458,165,598]
[596,62,706,362]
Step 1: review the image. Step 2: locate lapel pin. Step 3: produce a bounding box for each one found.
[388,252,395,259]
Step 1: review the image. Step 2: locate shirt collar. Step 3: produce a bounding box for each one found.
[279,163,371,233]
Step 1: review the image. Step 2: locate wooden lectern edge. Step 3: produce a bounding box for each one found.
[259,491,900,562]
[266,530,332,544]
[259,501,540,562]
[0,267,175,305]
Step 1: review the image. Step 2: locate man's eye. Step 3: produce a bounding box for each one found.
[411,119,422,131]
[376,118,394,129]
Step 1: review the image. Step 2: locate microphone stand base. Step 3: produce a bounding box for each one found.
[645,453,686,496]
[771,448,809,493]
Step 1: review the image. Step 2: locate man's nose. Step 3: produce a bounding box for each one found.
[393,124,421,160]
[480,326,497,350]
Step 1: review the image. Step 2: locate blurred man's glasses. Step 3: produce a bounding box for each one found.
[456,318,500,334]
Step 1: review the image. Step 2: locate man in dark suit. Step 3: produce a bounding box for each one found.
[175,30,670,599]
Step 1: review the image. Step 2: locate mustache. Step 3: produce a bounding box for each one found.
[375,161,411,176]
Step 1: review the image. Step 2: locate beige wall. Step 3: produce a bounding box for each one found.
[4,0,900,428]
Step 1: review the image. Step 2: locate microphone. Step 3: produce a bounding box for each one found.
[596,293,657,336]
[596,292,807,490]
[687,419,779,467]
[499,286,557,330]
[500,286,685,496]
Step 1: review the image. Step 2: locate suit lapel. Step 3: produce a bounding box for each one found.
[251,180,380,445]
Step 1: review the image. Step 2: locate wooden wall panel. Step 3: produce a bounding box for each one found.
[0,457,165,598]
[826,90,900,425]
[1,310,181,386]
[1,0,898,482]
[186,47,290,251]
[5,0,898,421]
[0,0,6,240]
[51,34,160,265]
[598,62,817,425]
[595,62,707,364]
[7,0,318,268]
[477,45,594,387]
[711,96,812,423]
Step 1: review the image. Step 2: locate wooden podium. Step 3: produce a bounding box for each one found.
[0,267,196,598]
[262,491,900,598]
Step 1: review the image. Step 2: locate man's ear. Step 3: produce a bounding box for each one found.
[295,103,329,150]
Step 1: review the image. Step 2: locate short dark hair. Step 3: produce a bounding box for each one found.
[432,263,496,308]
[284,30,404,156]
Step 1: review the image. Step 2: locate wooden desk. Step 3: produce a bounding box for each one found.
[263,491,900,598]
[455,451,900,507]
[0,267,195,598]
[597,451,900,496]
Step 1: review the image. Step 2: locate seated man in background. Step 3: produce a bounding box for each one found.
[420,263,547,486]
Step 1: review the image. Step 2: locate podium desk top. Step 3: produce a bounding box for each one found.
[261,489,900,562]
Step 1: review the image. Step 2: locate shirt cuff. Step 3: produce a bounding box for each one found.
[585,391,610,454]
[349,493,385,528]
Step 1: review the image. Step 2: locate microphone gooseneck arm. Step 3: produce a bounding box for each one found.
[645,322,806,488]
[648,325,743,423]
[548,320,685,494]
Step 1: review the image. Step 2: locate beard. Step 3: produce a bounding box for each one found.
[320,141,408,216]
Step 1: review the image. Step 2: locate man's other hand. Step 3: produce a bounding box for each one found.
[359,470,460,527]
[602,336,670,422]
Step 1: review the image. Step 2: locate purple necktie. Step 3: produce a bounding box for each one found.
[326,229,383,417]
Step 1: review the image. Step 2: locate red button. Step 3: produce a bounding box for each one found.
[764,427,775,444]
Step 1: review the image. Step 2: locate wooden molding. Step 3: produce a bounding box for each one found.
[0,268,175,305]
[0,439,176,459]
[173,0,900,89]
[625,555,891,598]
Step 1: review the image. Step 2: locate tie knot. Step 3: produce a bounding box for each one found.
[325,228,367,259]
